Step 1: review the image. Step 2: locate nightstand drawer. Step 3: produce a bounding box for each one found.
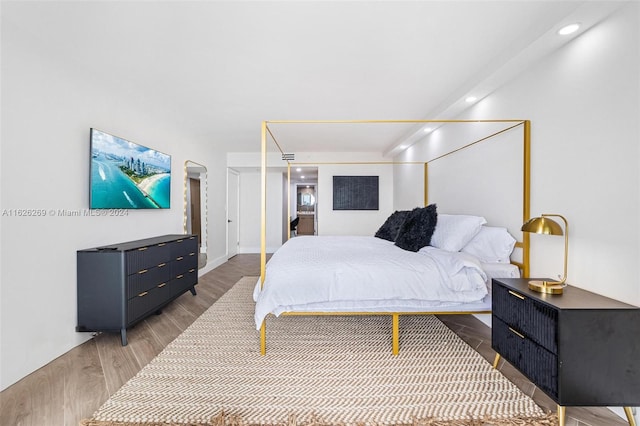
[492,281,558,353]
[492,316,558,399]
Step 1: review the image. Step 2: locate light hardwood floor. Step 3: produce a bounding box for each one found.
[0,254,628,426]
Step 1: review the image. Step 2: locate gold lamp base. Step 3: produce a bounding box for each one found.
[528,280,565,295]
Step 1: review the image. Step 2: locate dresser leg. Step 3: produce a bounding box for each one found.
[557,405,566,426]
[492,353,501,369]
[624,407,636,426]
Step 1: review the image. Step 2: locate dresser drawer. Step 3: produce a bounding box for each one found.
[127,263,172,299]
[127,286,164,324]
[173,251,198,276]
[170,236,198,259]
[170,268,198,297]
[492,281,558,353]
[492,316,558,399]
[126,243,172,274]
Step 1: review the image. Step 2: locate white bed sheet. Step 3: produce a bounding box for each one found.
[253,236,510,329]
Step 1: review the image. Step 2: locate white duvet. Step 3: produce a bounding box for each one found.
[253,236,489,329]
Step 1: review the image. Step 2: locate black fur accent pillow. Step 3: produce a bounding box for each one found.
[394,204,438,252]
[375,210,410,242]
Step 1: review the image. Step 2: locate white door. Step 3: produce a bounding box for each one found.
[227,169,240,258]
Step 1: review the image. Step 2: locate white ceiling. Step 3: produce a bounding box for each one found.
[4,1,623,155]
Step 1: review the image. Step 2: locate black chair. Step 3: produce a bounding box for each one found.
[290,217,299,236]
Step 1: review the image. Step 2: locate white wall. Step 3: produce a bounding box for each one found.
[317,163,394,236]
[237,171,284,253]
[0,14,228,390]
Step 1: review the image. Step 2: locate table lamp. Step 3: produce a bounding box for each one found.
[521,214,568,294]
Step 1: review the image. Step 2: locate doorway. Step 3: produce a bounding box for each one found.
[295,184,316,236]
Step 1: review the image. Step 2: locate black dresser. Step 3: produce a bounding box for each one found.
[491,278,640,426]
[77,234,199,345]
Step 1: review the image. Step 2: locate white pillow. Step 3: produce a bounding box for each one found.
[430,214,487,252]
[461,226,516,263]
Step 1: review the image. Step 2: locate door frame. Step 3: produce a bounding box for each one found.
[226,168,240,258]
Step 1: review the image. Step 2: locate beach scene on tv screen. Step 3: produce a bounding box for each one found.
[90,129,171,209]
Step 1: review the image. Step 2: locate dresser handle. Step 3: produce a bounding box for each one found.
[176,256,184,261]
[189,252,195,256]
[158,243,166,247]
[509,327,525,339]
[158,263,166,267]
[176,274,184,279]
[157,283,166,288]
[138,269,148,274]
[138,291,148,297]
[137,247,148,251]
[508,290,525,300]
[189,268,195,273]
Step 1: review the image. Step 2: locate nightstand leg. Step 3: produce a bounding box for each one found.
[557,405,566,426]
[492,353,501,369]
[623,407,636,426]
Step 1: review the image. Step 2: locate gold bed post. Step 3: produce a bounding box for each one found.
[424,162,429,206]
[523,120,531,278]
[392,314,400,355]
[287,163,291,240]
[260,121,268,355]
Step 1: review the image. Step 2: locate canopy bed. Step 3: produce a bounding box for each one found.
[256,119,531,355]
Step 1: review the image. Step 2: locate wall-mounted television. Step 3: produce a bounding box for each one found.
[90,128,171,209]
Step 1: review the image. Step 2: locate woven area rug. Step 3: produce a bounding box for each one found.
[82,277,554,426]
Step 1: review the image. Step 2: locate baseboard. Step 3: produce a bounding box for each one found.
[610,406,637,423]
[473,313,491,327]
[238,246,279,254]
[198,253,227,276]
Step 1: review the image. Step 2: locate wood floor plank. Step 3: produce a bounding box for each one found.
[162,296,202,330]
[62,340,109,426]
[126,320,166,368]
[94,332,142,396]
[144,306,185,347]
[0,355,65,426]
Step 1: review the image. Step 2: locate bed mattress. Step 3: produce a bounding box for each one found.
[253,236,519,328]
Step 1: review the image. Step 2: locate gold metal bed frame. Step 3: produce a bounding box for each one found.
[258,119,531,355]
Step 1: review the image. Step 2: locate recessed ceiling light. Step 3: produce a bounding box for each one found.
[301,176,305,179]
[423,127,433,133]
[296,168,302,172]
[558,23,580,35]
[465,96,477,103]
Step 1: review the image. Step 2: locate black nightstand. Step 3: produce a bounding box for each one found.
[491,278,640,426]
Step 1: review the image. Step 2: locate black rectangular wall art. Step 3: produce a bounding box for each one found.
[332,175,379,210]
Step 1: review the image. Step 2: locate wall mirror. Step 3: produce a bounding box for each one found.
[296,185,316,213]
[184,160,207,269]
